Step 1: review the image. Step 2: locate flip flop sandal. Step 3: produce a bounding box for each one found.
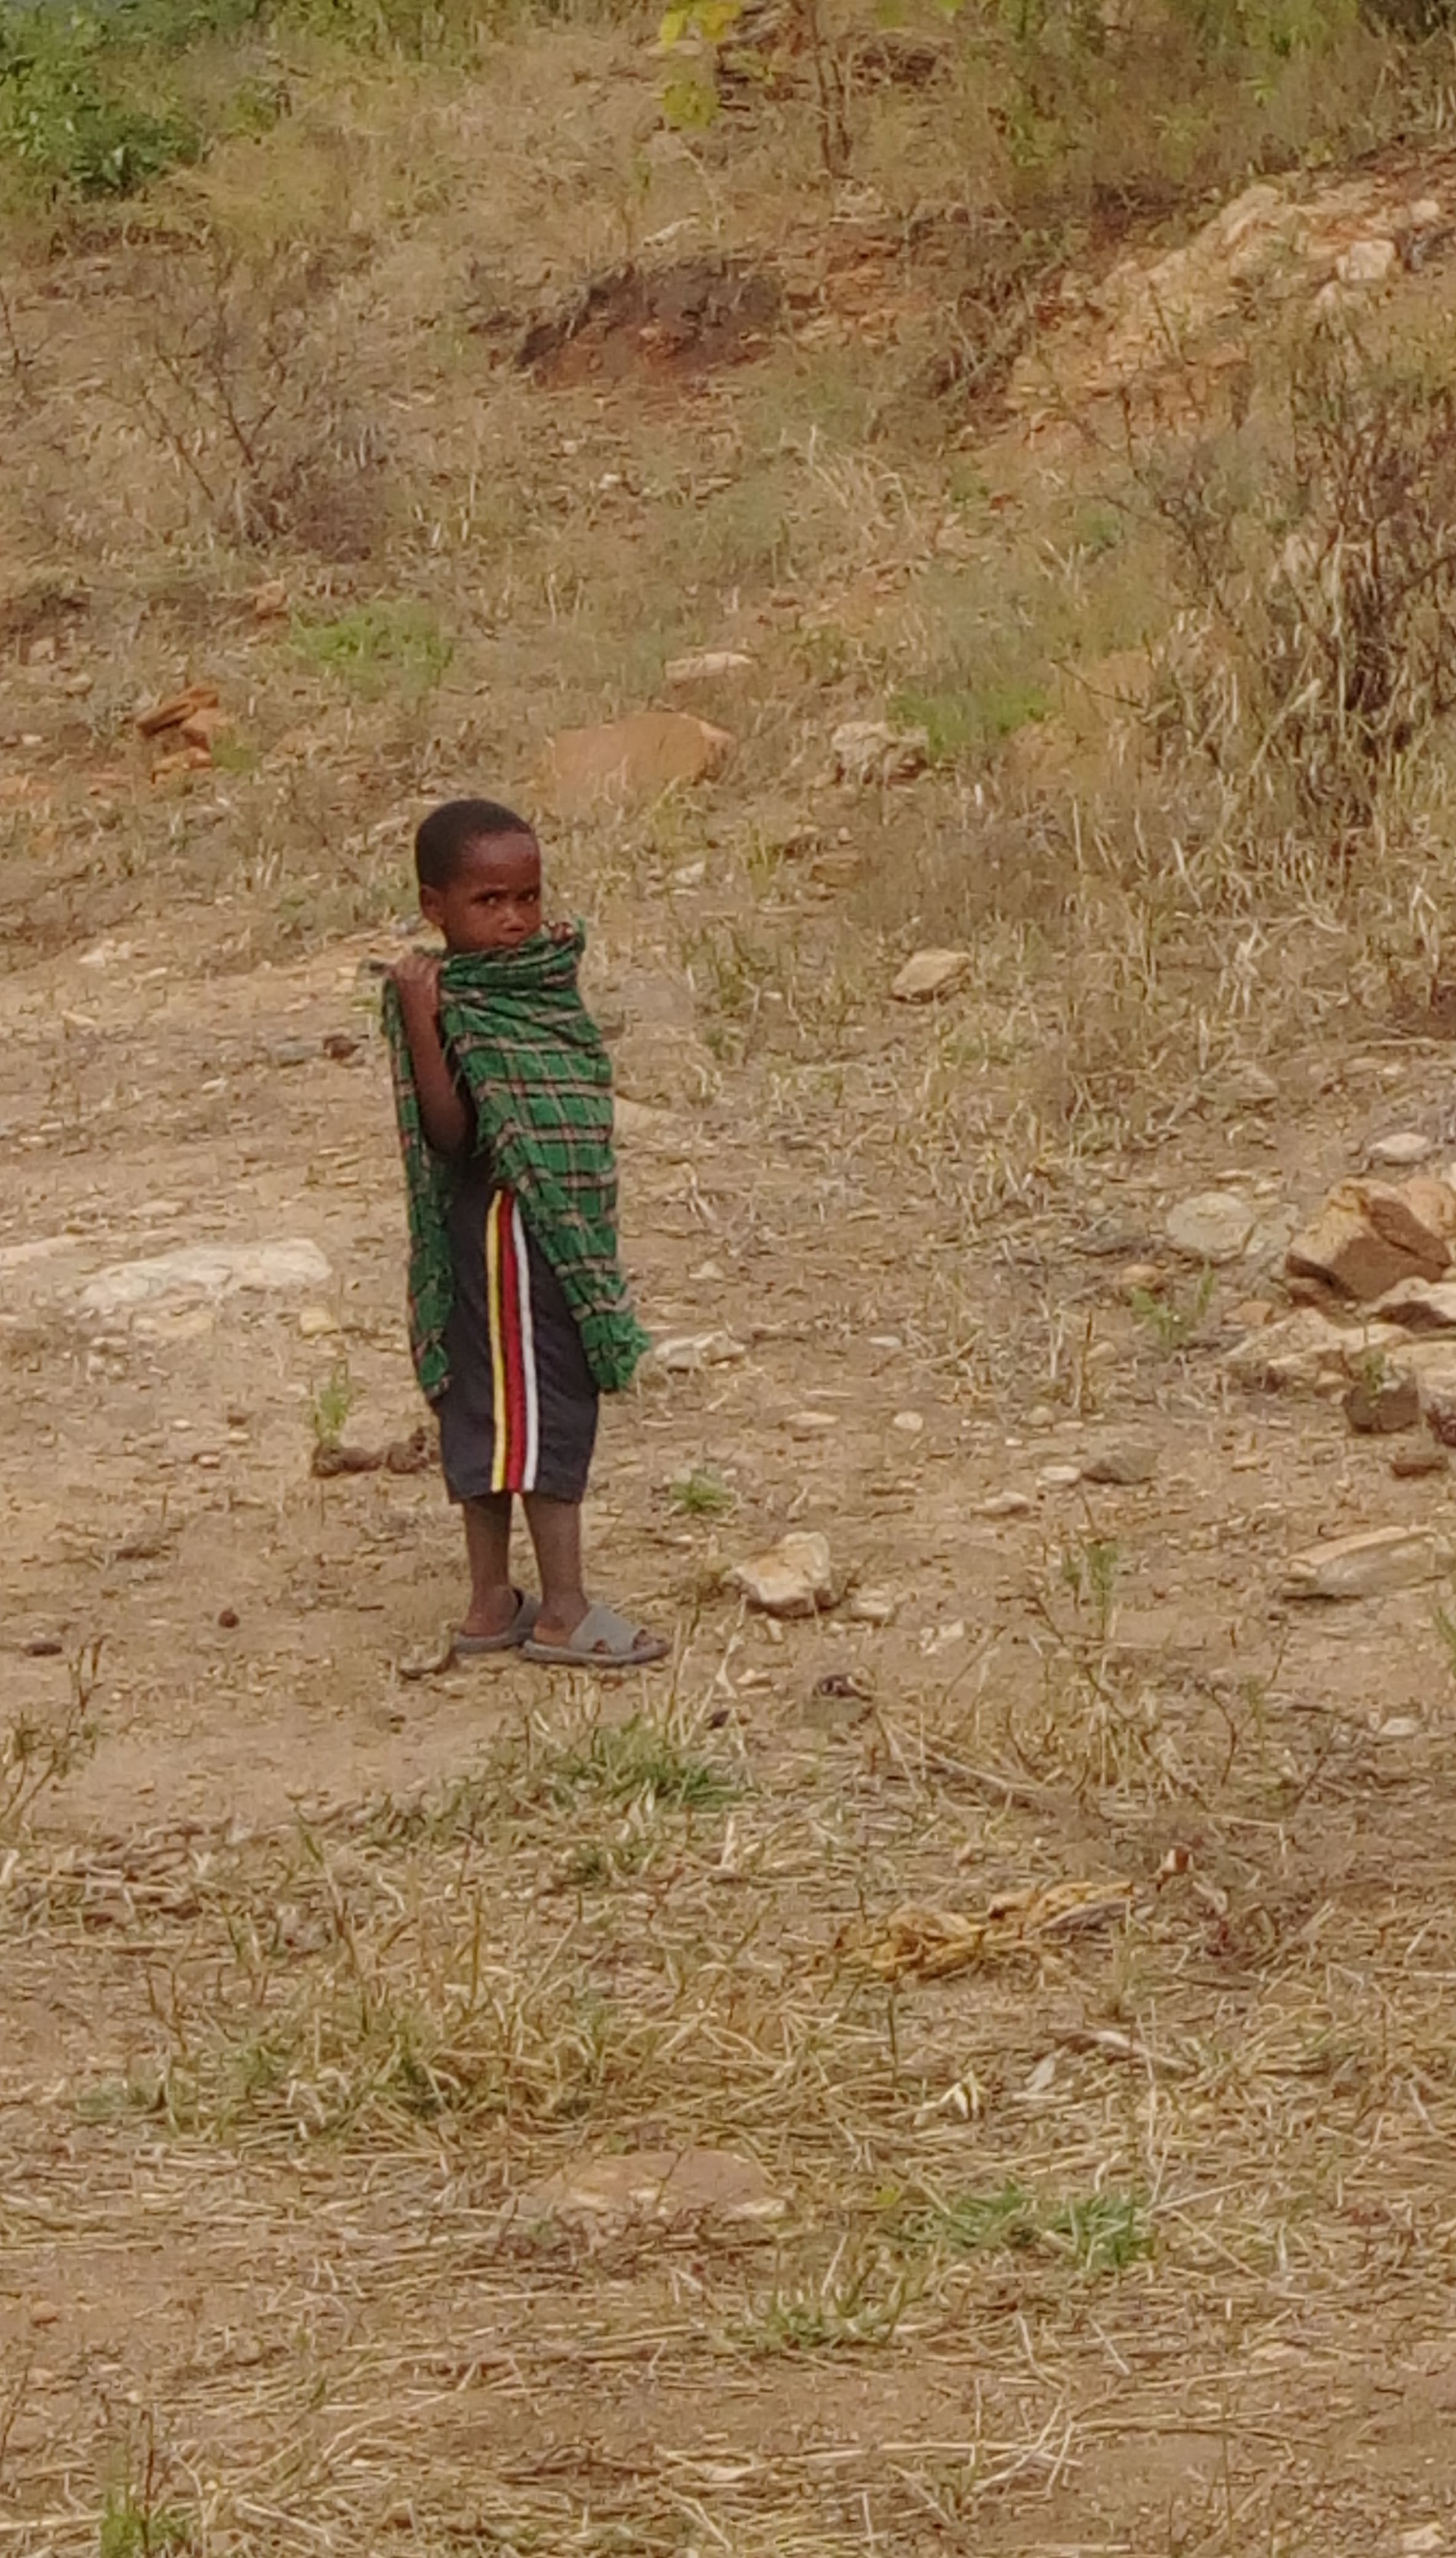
[522,1602,670,1671]
[453,1591,540,1658]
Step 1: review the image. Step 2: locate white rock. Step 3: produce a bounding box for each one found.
[975,1490,1034,1518]
[788,1409,839,1435]
[1379,1717,1423,1743]
[1039,1463,1083,1489]
[1280,1524,1454,1601]
[653,1329,746,1372]
[892,1409,925,1435]
[891,948,971,1003]
[1401,2527,1443,2557]
[1370,1130,1434,1168]
[731,1532,834,1618]
[1165,1190,1258,1262]
[1337,236,1397,286]
[516,2147,785,2231]
[847,1588,898,1626]
[79,1240,332,1317]
[298,1304,340,1339]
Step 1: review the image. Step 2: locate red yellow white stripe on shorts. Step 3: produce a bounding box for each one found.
[484,1189,539,1494]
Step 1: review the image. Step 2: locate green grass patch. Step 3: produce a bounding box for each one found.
[549,1717,735,1813]
[291,600,453,697]
[892,2181,1152,2277]
[668,1465,737,1518]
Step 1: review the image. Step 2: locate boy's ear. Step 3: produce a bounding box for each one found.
[419,883,445,930]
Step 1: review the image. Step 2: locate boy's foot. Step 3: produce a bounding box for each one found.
[523,1602,669,1671]
[454,1588,539,1655]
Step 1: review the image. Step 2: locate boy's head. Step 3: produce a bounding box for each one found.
[415,798,542,954]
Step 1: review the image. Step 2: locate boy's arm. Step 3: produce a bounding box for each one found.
[389,955,472,1158]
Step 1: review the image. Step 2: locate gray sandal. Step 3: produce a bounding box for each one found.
[453,1591,540,1657]
[522,1602,669,1671]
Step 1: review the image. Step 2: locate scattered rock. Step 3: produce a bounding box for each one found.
[251,577,289,619]
[664,648,753,683]
[731,1531,834,1618]
[269,1037,317,1069]
[1228,1296,1276,1329]
[514,2148,785,2233]
[829,719,929,788]
[1288,1176,1456,1302]
[1336,234,1397,285]
[20,1633,63,1658]
[1165,1190,1257,1263]
[652,1329,747,1373]
[1369,1277,1456,1332]
[385,1425,435,1475]
[217,1607,240,1629]
[1342,1372,1420,1435]
[1039,1463,1083,1490]
[845,1587,898,1626]
[80,1239,332,1318]
[1369,1130,1434,1168]
[1117,1261,1165,1297]
[323,1031,362,1063]
[1083,1436,1158,1486]
[891,1409,925,1436]
[1226,1307,1404,1395]
[1394,1443,1447,1478]
[975,1489,1034,1518]
[298,1304,340,1339]
[397,1634,457,1681]
[27,2301,60,2329]
[312,1442,383,1479]
[787,1409,839,1435]
[539,711,732,815]
[1406,1348,1456,1446]
[135,681,220,739]
[1280,1524,1453,1601]
[890,948,971,1003]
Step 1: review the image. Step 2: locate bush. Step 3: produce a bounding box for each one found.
[0,6,202,197]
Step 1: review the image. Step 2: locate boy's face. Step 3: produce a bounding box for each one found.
[422,832,542,954]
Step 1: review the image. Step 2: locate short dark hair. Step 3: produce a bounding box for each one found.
[415,798,536,892]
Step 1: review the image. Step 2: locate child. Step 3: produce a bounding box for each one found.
[382,798,667,1669]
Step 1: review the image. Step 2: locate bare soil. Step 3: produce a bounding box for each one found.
[7,51,1456,2556]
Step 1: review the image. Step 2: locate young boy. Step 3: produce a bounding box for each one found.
[383,798,667,1669]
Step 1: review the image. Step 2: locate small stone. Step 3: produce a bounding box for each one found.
[269,1037,316,1068]
[891,1409,925,1436]
[323,1031,362,1063]
[653,1329,746,1373]
[1399,2523,1444,2556]
[1165,1190,1257,1263]
[1379,1716,1423,1742]
[1082,1436,1158,1486]
[845,1588,898,1626]
[397,1636,457,1681]
[788,1410,839,1435]
[1117,1262,1164,1298]
[217,1607,240,1629]
[1342,1372,1420,1435]
[1280,1524,1453,1601]
[664,649,753,683]
[298,1305,340,1339]
[1039,1463,1083,1489]
[1370,1130,1434,1168]
[1369,1277,1456,1332]
[1225,1308,1404,1395]
[28,2301,60,2328]
[731,1532,834,1618]
[21,1634,63,1658]
[829,718,929,788]
[1337,235,1397,285]
[1027,1403,1056,1428]
[1228,1296,1276,1329]
[1393,1444,1447,1479]
[974,1490,1033,1518]
[891,948,971,1004]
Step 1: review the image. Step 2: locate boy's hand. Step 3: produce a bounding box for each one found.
[389,951,443,1015]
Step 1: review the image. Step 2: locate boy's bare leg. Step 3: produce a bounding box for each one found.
[460,1494,521,1638]
[522,1494,590,1649]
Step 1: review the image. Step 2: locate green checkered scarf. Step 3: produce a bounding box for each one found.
[382,925,649,1401]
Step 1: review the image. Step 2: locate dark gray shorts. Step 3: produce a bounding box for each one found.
[437,1161,599,1507]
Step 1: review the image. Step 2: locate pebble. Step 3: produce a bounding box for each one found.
[269,1037,317,1069]
[654,1329,747,1372]
[20,1634,63,1658]
[1392,1444,1447,1479]
[1281,1523,1453,1601]
[846,1588,898,1626]
[1082,1436,1158,1486]
[891,1409,925,1436]
[1342,1372,1420,1436]
[1370,1130,1434,1168]
[787,1409,839,1435]
[731,1532,834,1618]
[1039,1463,1083,1490]
[1027,1403,1056,1428]
[28,2301,60,2329]
[975,1490,1033,1518]
[1165,1190,1258,1263]
[298,1305,340,1339]
[890,948,971,1003]
[1378,1716,1422,1742]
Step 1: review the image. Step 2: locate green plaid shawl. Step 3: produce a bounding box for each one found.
[382,925,649,1401]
